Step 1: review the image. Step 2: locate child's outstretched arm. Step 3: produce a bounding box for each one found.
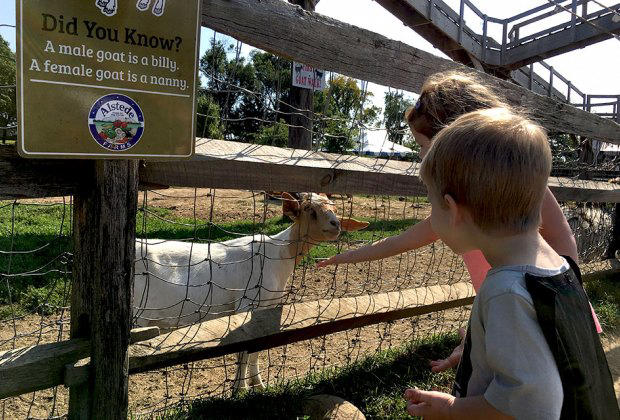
[404,388,513,420]
[540,187,578,262]
[316,216,439,267]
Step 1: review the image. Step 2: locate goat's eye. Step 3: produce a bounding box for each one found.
[310,209,317,219]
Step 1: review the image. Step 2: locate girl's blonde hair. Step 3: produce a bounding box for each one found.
[405,70,513,139]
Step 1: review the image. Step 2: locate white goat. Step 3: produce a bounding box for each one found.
[133,193,367,392]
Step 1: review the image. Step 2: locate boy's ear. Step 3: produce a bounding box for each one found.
[443,194,462,226]
[282,192,300,219]
[340,218,369,232]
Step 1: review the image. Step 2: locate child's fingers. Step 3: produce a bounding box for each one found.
[315,258,334,268]
[406,401,430,417]
[403,387,426,403]
[458,327,466,339]
[430,359,450,372]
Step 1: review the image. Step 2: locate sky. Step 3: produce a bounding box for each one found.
[2,0,619,113]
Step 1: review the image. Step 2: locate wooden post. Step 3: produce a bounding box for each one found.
[69,160,138,420]
[287,0,315,150]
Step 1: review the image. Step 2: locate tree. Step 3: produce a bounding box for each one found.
[0,35,16,135]
[195,93,223,139]
[254,119,288,147]
[199,39,261,141]
[314,76,380,153]
[383,90,414,145]
[548,133,580,167]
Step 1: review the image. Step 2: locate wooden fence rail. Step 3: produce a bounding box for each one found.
[0,283,472,398]
[201,0,620,144]
[1,141,619,202]
[1,259,618,400]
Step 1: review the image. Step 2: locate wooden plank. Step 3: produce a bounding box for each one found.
[3,265,618,397]
[64,327,160,388]
[2,141,619,202]
[0,338,89,399]
[0,145,83,199]
[548,177,620,203]
[0,327,161,399]
[213,0,620,142]
[128,282,475,373]
[0,284,473,396]
[142,139,620,202]
[141,138,428,196]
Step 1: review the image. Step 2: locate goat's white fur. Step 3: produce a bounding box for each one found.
[133,193,357,392]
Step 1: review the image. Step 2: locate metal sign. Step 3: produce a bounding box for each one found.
[16,0,201,159]
[292,62,326,91]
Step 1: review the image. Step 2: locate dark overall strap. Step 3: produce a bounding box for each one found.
[525,266,619,420]
[452,321,473,398]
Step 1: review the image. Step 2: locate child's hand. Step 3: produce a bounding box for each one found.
[316,254,343,268]
[430,328,465,373]
[404,388,455,419]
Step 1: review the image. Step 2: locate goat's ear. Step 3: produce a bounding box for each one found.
[340,218,369,232]
[282,192,300,219]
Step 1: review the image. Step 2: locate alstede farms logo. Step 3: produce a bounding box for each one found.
[88,94,145,151]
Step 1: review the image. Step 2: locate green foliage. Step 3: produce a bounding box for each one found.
[199,40,292,143]
[314,76,381,153]
[253,119,289,147]
[0,35,16,131]
[196,93,223,139]
[548,133,581,167]
[383,91,414,145]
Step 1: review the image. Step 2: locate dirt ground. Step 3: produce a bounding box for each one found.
[1,189,618,418]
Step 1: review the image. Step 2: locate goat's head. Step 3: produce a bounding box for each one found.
[282,192,368,242]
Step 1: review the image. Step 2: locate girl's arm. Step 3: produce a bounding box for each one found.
[540,187,579,262]
[317,216,439,267]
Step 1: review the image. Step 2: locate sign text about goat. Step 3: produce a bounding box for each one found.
[292,62,326,91]
[17,0,201,159]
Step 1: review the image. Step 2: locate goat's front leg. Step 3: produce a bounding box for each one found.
[247,352,265,390]
[232,351,249,394]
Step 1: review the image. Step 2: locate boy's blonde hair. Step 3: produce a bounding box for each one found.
[420,108,551,234]
[405,70,513,140]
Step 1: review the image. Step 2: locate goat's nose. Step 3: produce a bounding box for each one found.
[330,220,340,228]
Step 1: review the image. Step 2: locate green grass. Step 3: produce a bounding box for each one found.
[584,273,620,333]
[0,202,72,315]
[155,333,461,420]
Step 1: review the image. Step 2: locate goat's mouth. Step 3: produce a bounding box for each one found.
[322,228,341,238]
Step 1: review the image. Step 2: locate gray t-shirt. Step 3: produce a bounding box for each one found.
[465,260,569,420]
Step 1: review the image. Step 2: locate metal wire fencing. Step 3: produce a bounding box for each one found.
[0,26,618,420]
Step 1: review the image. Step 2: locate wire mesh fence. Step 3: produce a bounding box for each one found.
[0,21,618,420]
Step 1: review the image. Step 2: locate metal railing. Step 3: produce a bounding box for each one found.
[418,0,620,121]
